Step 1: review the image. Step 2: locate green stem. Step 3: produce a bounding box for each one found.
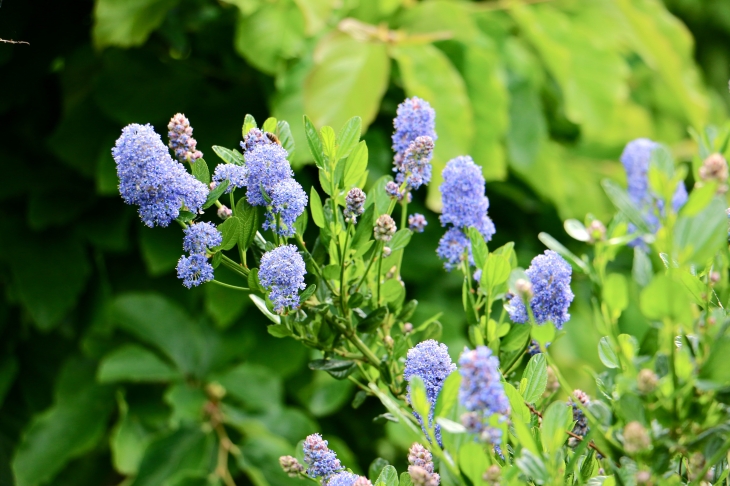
[221,254,249,278]
[209,280,250,292]
[400,198,408,231]
[329,317,380,366]
[376,245,384,305]
[294,233,337,295]
[340,224,352,313]
[355,241,383,295]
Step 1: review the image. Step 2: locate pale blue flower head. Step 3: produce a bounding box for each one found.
[327,472,361,486]
[167,113,202,162]
[394,136,434,191]
[176,254,214,288]
[392,97,437,162]
[241,127,275,153]
[436,227,470,271]
[264,178,308,237]
[439,156,494,240]
[303,433,343,480]
[408,213,427,233]
[213,163,247,194]
[183,222,222,254]
[259,244,307,314]
[113,123,208,227]
[243,143,294,206]
[507,250,574,329]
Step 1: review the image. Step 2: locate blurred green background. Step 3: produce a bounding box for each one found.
[0,0,728,484]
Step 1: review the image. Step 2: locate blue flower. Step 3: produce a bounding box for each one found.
[183,222,222,254]
[392,97,437,162]
[439,156,494,237]
[404,340,456,445]
[303,433,343,480]
[394,136,434,191]
[507,250,574,329]
[243,143,294,206]
[408,213,427,233]
[264,178,308,237]
[241,127,275,153]
[344,188,366,224]
[176,254,214,288]
[167,113,202,162]
[326,472,360,486]
[436,227,470,271]
[458,346,509,444]
[113,123,208,227]
[213,163,247,194]
[258,245,307,314]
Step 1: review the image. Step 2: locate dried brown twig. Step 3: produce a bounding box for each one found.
[0,38,29,45]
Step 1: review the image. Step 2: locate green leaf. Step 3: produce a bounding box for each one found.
[391,43,473,210]
[358,306,388,333]
[98,344,178,383]
[203,179,229,209]
[12,359,114,486]
[598,336,620,369]
[388,229,412,252]
[603,273,628,317]
[300,284,317,303]
[139,225,180,276]
[276,120,296,158]
[538,232,590,274]
[336,117,362,161]
[639,274,692,324]
[191,158,210,184]
[248,268,263,293]
[305,33,390,134]
[212,145,245,166]
[434,372,461,419]
[375,465,399,486]
[468,227,488,269]
[238,202,262,252]
[601,179,653,234]
[204,272,249,328]
[93,0,179,49]
[351,205,375,250]
[217,216,241,251]
[262,117,277,133]
[503,382,531,424]
[242,114,257,136]
[110,294,210,375]
[632,247,653,287]
[214,363,283,412]
[481,253,511,290]
[321,125,336,162]
[250,294,281,324]
[110,394,150,475]
[674,196,727,266]
[129,427,215,486]
[0,356,18,408]
[304,115,326,169]
[564,219,590,242]
[541,401,571,453]
[459,442,489,486]
[234,3,305,75]
[310,187,325,228]
[408,376,431,426]
[343,141,368,189]
[267,324,292,338]
[520,353,547,403]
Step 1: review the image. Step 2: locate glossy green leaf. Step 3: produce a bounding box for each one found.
[598,336,620,369]
[212,145,245,166]
[98,344,178,383]
[343,141,368,189]
[191,158,210,184]
[310,187,325,228]
[217,216,241,251]
[541,401,571,453]
[521,353,547,403]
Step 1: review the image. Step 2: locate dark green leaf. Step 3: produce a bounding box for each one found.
[304,115,326,169]
[267,324,292,338]
[97,344,178,383]
[214,363,283,412]
[469,227,488,269]
[217,216,241,251]
[211,146,244,166]
[388,229,412,252]
[191,158,210,184]
[237,201,262,251]
[358,306,388,333]
[276,120,296,158]
[310,186,325,228]
[203,180,229,209]
[93,0,179,49]
[300,284,317,303]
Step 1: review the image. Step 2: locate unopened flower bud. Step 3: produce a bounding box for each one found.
[483,465,501,485]
[408,466,440,486]
[698,153,729,194]
[637,368,658,394]
[588,220,606,243]
[408,213,427,233]
[635,471,651,485]
[386,265,397,279]
[408,443,434,473]
[353,477,373,486]
[545,366,559,395]
[515,279,533,300]
[279,455,304,477]
[573,389,590,406]
[375,215,396,242]
[206,382,226,401]
[623,421,650,454]
[382,247,392,258]
[217,205,233,220]
[168,113,203,162]
[386,181,404,201]
[384,335,394,349]
[404,322,413,334]
[345,188,366,224]
[710,271,721,285]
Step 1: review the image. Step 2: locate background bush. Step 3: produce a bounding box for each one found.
[0,0,728,484]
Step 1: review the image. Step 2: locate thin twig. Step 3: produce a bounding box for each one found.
[0,38,29,45]
[524,401,610,459]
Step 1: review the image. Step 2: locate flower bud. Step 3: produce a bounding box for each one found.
[404,322,413,334]
[698,153,729,193]
[206,382,226,401]
[345,188,366,224]
[408,213,427,233]
[279,455,304,477]
[375,215,396,242]
[483,465,501,485]
[545,366,559,395]
[353,477,373,486]
[515,278,533,300]
[386,181,404,201]
[623,421,650,454]
[217,205,233,220]
[382,247,392,258]
[408,466,440,486]
[384,335,394,349]
[637,368,658,394]
[710,271,721,285]
[635,471,652,485]
[408,443,434,473]
[588,219,606,243]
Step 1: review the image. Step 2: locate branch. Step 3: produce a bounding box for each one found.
[0,39,29,45]
[524,401,610,460]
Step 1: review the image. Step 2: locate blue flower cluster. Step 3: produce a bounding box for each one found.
[258,245,307,314]
[241,141,294,206]
[436,156,495,270]
[408,213,427,233]
[458,346,510,445]
[212,163,247,194]
[241,127,274,153]
[182,222,222,254]
[621,138,687,242]
[113,123,208,227]
[507,250,574,329]
[167,113,203,162]
[327,472,361,486]
[392,97,437,163]
[303,433,343,480]
[404,340,456,445]
[394,136,435,191]
[569,390,590,447]
[264,178,308,237]
[176,222,222,288]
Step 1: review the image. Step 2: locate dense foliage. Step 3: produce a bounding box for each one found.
[1,0,730,485]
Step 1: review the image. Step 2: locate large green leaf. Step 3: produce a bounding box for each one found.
[391,43,474,210]
[12,359,115,486]
[97,344,179,383]
[304,32,390,133]
[212,363,284,412]
[93,0,180,49]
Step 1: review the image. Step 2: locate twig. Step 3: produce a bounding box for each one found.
[0,38,29,45]
[524,401,610,459]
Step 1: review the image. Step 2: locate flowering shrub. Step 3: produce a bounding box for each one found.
[112,99,730,486]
